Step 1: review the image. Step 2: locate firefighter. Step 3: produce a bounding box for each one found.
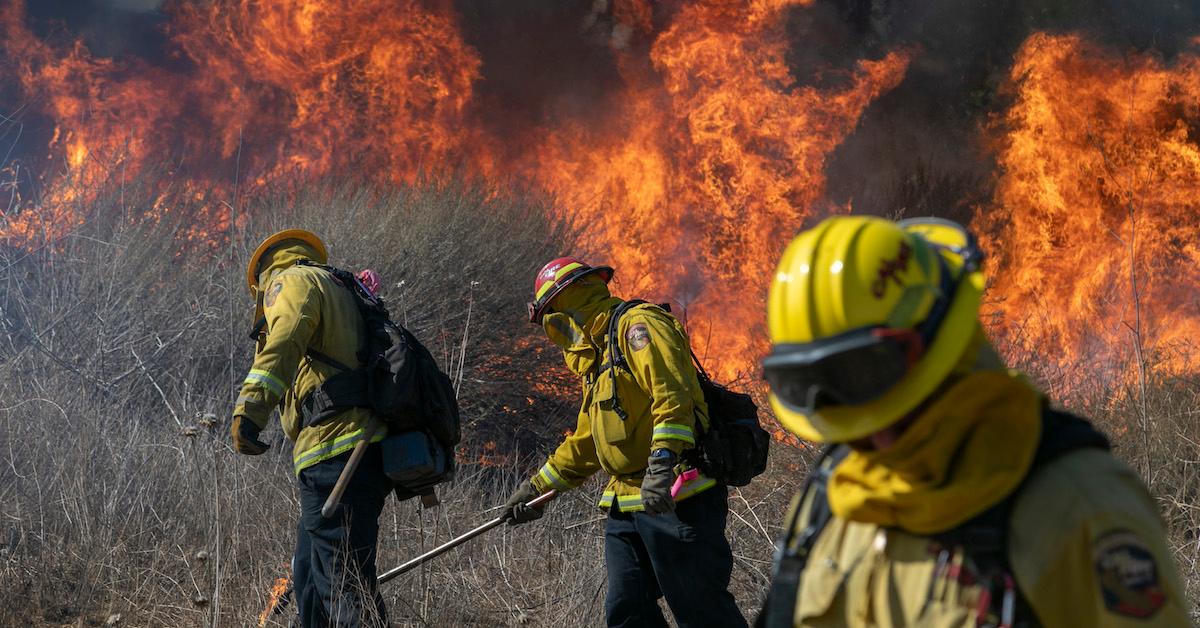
[232,229,391,628]
[757,216,1189,627]
[504,258,748,628]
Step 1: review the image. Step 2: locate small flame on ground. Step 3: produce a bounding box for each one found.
[258,574,291,627]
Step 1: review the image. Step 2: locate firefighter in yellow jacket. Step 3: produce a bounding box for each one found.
[504,257,747,628]
[232,229,391,628]
[757,216,1189,627]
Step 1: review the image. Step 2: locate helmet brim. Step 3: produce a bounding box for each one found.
[246,229,328,295]
[529,265,613,324]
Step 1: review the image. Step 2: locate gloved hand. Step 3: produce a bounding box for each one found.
[503,481,545,526]
[641,450,677,515]
[231,415,270,455]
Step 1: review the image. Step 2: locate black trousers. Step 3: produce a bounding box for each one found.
[604,485,748,628]
[294,444,392,628]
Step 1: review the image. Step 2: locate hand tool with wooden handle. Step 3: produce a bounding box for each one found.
[321,420,384,519]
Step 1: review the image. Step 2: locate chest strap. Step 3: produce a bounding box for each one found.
[756,445,848,628]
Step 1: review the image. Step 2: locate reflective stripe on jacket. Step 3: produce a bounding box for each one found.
[235,263,383,474]
[530,304,715,511]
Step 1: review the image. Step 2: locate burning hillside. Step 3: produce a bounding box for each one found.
[978,33,1200,392]
[1,0,1199,388]
[0,0,909,380]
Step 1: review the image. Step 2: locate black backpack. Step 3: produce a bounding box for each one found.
[756,407,1111,628]
[293,261,462,453]
[604,300,770,487]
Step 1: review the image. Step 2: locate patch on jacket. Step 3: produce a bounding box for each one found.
[626,323,651,351]
[265,281,283,308]
[1093,529,1166,618]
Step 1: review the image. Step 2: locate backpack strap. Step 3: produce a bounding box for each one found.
[291,260,375,428]
[757,405,1110,628]
[935,405,1110,626]
[601,299,649,421]
[600,299,712,433]
[307,347,353,372]
[757,445,850,628]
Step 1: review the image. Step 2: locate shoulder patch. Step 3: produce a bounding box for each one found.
[1093,530,1166,619]
[625,322,651,351]
[264,281,284,308]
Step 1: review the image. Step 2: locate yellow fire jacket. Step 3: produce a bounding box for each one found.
[530,303,716,511]
[772,443,1189,626]
[234,258,383,475]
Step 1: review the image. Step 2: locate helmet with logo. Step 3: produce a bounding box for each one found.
[528,257,614,324]
[763,216,985,443]
[245,229,328,295]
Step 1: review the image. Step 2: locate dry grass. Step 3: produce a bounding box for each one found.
[0,180,1196,626]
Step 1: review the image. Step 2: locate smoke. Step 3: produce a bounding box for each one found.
[815,0,1200,221]
[104,0,165,11]
[18,0,169,59]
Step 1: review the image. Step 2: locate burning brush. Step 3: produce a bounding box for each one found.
[258,569,293,627]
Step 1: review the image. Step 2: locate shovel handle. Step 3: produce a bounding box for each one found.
[321,421,384,519]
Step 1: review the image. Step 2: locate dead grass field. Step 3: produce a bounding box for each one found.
[1,182,1196,626]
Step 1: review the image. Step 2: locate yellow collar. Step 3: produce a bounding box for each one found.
[827,370,1042,534]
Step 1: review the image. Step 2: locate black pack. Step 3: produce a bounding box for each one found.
[605,300,770,487]
[294,261,462,454]
[756,407,1111,628]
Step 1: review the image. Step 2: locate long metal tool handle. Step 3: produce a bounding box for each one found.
[321,421,384,519]
[378,489,558,584]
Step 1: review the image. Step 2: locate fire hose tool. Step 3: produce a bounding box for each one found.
[377,489,558,584]
[321,420,385,519]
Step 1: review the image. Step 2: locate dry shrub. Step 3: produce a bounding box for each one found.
[0,179,599,626]
[2,179,1198,626]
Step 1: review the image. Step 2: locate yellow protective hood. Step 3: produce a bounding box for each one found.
[826,360,1042,535]
[541,275,621,376]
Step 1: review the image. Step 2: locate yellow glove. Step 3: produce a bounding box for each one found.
[231,415,270,455]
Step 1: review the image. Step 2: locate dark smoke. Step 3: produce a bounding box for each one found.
[6,0,1200,223]
[454,0,631,162]
[106,0,164,10]
[814,0,1200,222]
[25,0,168,58]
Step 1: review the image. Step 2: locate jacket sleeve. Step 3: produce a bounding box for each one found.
[530,383,602,493]
[621,311,699,456]
[233,269,322,429]
[1012,452,1190,627]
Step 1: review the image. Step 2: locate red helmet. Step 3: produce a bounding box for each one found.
[528,257,614,324]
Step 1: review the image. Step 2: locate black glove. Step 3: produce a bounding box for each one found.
[231,415,270,455]
[641,450,677,515]
[503,481,545,526]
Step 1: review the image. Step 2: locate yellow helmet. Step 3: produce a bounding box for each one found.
[245,229,328,295]
[764,216,985,443]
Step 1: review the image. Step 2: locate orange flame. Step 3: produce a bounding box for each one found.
[0,1,908,381]
[513,1,910,377]
[258,574,291,627]
[976,32,1200,394]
